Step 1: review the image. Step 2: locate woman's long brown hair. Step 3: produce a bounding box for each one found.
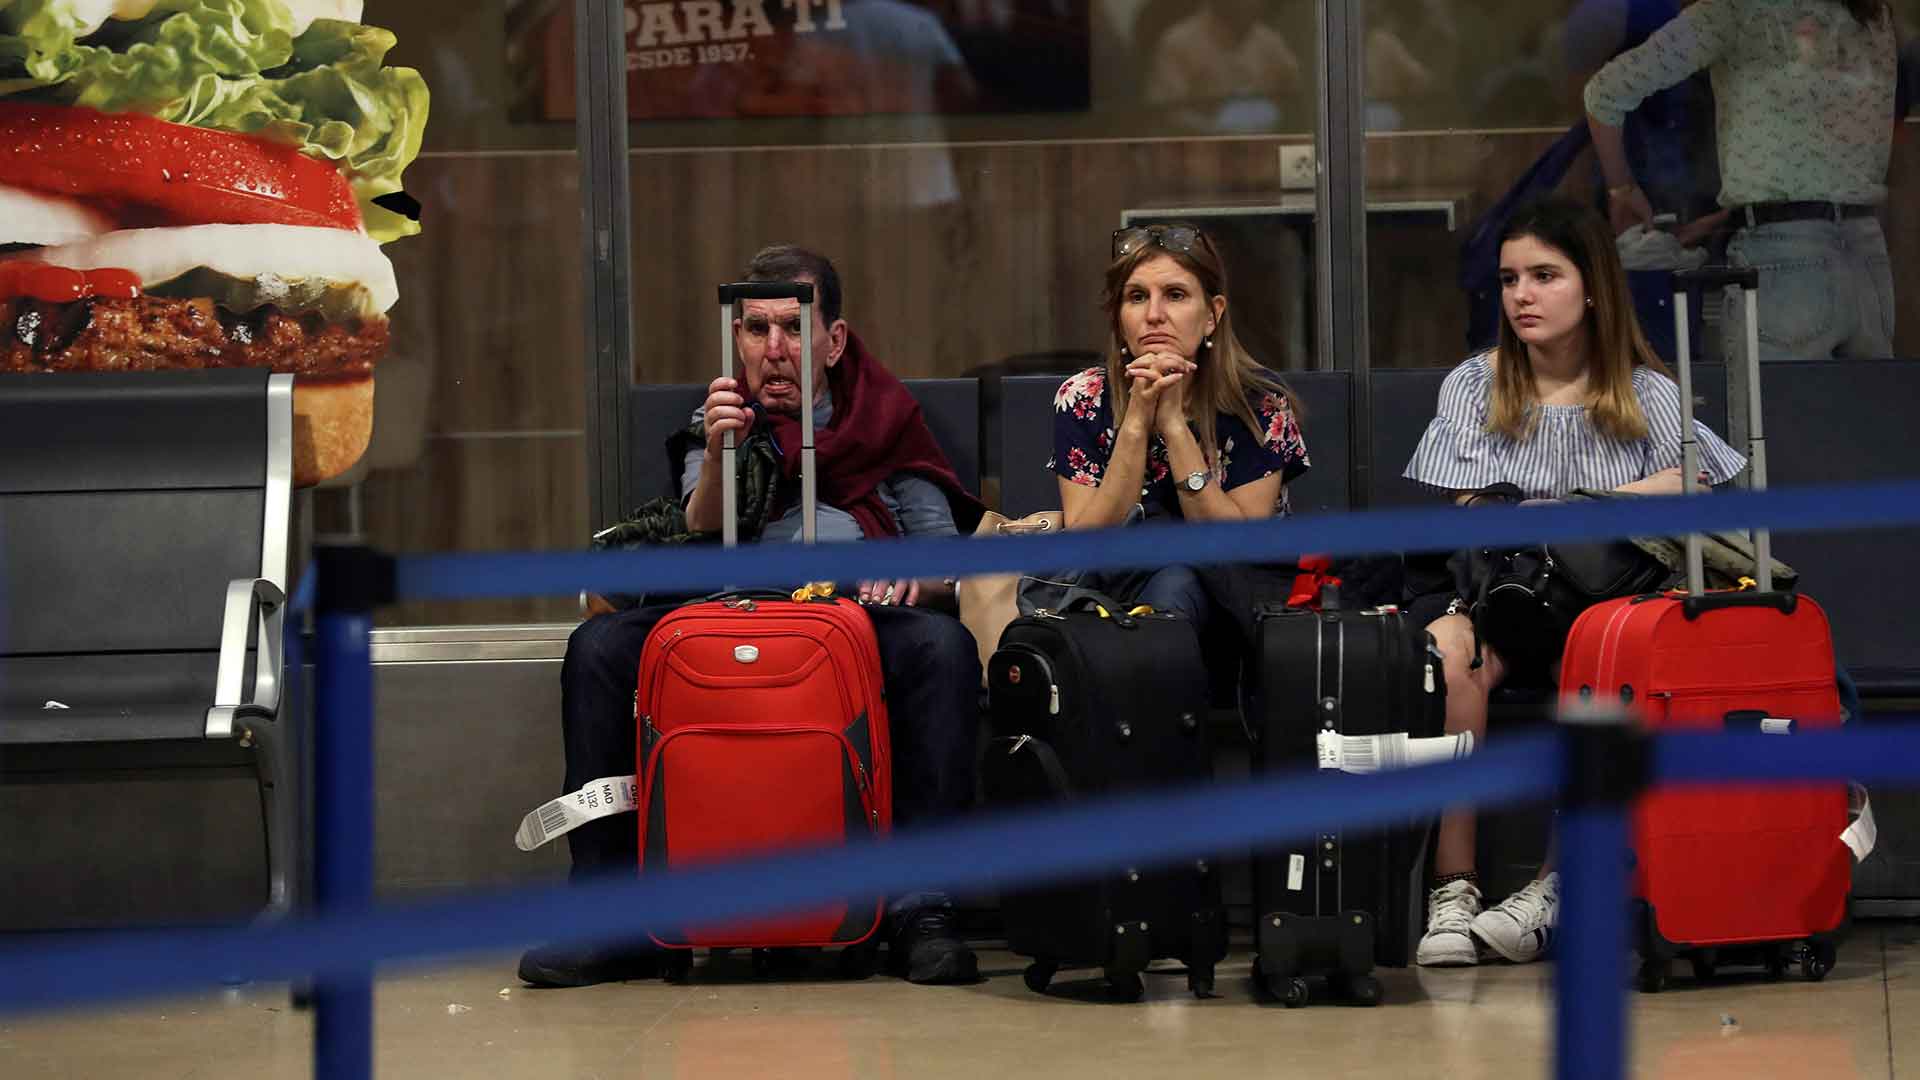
[1101,225,1295,472]
[1490,198,1667,443]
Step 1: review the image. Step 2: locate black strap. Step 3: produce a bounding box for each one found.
[999,736,1073,801]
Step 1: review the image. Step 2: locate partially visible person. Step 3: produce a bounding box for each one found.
[1404,199,1744,967]
[1563,0,1722,240]
[1048,222,1309,624]
[519,245,987,989]
[1144,0,1302,131]
[1586,0,1899,361]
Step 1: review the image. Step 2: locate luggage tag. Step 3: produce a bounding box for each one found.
[1844,784,1877,862]
[514,774,638,851]
[1316,730,1474,774]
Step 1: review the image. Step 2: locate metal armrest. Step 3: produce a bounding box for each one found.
[206,577,287,738]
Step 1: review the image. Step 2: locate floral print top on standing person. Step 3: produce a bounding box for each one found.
[1048,366,1311,519]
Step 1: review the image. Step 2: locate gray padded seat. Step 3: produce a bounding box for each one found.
[0,369,299,916]
[1760,360,1920,694]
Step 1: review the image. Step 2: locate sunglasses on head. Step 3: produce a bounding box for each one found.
[1112,224,1211,260]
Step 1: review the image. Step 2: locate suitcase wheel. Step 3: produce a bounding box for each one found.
[1279,977,1311,1008]
[749,947,813,978]
[1252,966,1311,1008]
[1801,942,1837,982]
[1765,949,1789,981]
[661,951,695,984]
[1637,956,1669,994]
[836,941,880,980]
[1104,970,1145,1003]
[1022,961,1058,995]
[1187,967,1217,1000]
[1337,972,1382,1007]
[1689,951,1718,982]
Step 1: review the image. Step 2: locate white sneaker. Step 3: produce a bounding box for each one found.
[1472,873,1559,963]
[1416,879,1484,967]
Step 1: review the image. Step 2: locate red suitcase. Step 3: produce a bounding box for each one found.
[1560,268,1848,991]
[636,282,891,980]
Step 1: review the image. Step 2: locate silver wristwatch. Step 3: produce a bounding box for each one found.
[1182,469,1209,493]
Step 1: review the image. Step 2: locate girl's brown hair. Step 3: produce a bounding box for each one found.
[1490,198,1668,442]
[1101,225,1295,471]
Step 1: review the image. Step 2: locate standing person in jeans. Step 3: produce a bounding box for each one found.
[518,245,987,988]
[1585,0,1899,362]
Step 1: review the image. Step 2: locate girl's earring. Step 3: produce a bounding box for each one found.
[1585,297,1594,308]
[1204,337,1214,349]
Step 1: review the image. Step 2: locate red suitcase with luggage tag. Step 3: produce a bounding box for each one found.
[1559,267,1848,990]
[636,282,892,981]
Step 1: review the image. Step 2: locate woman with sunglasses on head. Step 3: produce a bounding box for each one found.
[1403,198,1745,969]
[1047,222,1309,621]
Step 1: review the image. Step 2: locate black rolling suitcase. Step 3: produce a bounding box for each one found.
[983,593,1226,1001]
[1244,591,1450,1006]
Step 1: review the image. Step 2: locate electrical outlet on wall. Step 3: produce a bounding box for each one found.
[1279,145,1316,190]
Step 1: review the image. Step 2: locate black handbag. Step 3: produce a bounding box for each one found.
[1446,484,1671,672]
[1452,541,1671,671]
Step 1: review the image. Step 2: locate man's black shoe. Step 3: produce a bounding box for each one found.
[517,940,660,988]
[888,908,979,985]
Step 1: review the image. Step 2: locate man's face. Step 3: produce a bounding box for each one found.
[734,285,844,417]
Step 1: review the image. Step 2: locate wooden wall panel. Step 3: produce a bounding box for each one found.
[385,152,588,434]
[339,436,585,628]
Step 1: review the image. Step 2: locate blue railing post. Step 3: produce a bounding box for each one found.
[1554,714,1648,1080]
[312,545,393,1080]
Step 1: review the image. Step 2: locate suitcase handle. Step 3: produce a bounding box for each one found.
[718,279,817,549]
[1723,710,1795,734]
[1672,267,1759,292]
[1062,590,1147,627]
[1680,588,1798,620]
[677,588,823,609]
[1672,263,1773,595]
[717,281,815,304]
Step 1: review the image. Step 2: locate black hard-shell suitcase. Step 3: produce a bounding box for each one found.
[983,594,1226,1001]
[1244,595,1446,1006]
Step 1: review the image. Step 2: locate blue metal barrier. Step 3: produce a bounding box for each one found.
[4,482,1919,1080]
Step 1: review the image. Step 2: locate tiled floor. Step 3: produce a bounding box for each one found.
[2,927,1911,1079]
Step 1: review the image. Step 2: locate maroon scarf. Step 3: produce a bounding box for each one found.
[759,331,984,538]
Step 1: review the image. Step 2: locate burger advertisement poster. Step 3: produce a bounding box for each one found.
[0,0,428,486]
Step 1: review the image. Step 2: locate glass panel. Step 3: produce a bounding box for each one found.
[328,1,1330,620]
[1361,0,1920,653]
[509,2,1326,522]
[1366,0,1920,373]
[313,2,588,626]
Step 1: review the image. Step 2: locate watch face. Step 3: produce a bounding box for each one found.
[1185,472,1205,491]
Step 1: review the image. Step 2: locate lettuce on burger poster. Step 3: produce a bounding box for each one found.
[0,0,428,486]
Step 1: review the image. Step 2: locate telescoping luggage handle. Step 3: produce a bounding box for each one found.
[718,281,816,548]
[1671,266,1781,613]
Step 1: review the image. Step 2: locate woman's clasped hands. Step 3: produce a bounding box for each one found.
[1124,351,1196,434]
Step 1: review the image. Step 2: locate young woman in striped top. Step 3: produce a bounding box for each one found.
[1404,198,1745,968]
